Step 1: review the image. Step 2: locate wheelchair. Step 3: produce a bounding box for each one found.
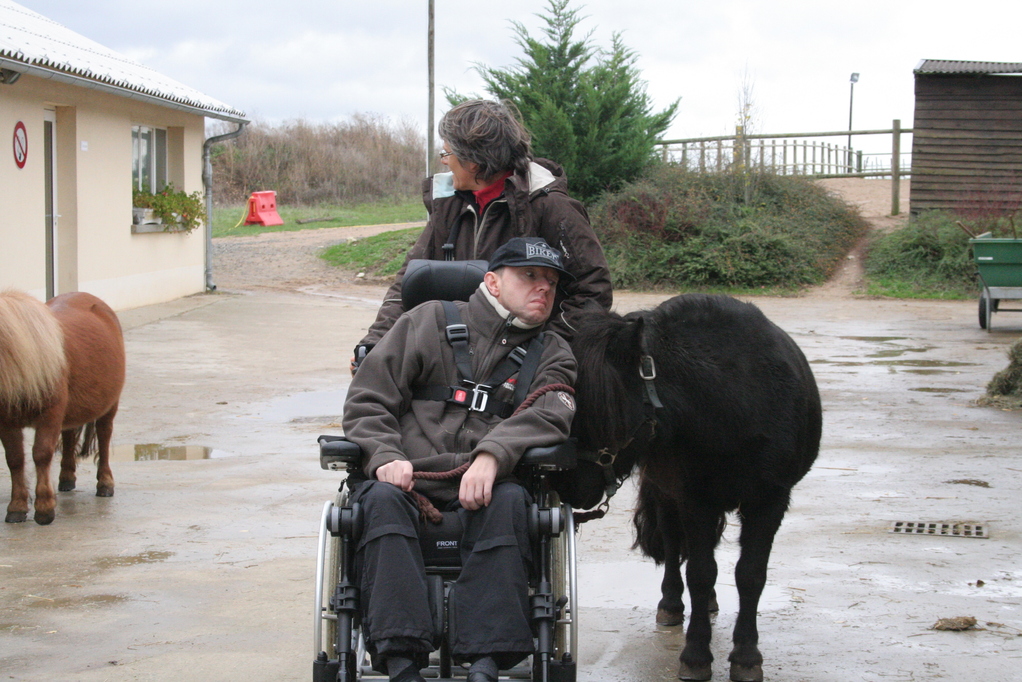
[313,436,579,682]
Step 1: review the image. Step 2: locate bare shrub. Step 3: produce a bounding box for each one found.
[209,115,425,206]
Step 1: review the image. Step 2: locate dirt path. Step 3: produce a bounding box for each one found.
[211,179,910,300]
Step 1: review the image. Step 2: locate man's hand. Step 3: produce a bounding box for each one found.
[460,453,498,510]
[376,459,414,491]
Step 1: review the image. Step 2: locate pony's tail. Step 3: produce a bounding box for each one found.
[632,475,727,566]
[633,475,670,565]
[58,423,98,461]
[0,290,66,413]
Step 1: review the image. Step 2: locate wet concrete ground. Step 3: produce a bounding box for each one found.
[2,287,1021,681]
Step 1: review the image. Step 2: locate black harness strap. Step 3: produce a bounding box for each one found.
[442,300,473,381]
[413,302,546,417]
[513,334,545,408]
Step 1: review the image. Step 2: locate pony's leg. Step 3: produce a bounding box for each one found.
[656,502,685,626]
[58,428,78,492]
[677,508,721,682]
[727,498,787,682]
[30,420,62,525]
[2,428,30,523]
[94,409,117,497]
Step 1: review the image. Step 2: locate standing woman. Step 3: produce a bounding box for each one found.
[353,99,611,367]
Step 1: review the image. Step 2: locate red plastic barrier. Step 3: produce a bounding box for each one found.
[244,190,284,226]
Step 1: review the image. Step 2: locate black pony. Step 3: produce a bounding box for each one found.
[560,293,822,682]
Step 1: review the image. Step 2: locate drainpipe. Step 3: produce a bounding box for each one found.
[203,121,248,291]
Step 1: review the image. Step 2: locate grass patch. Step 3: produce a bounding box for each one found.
[320,227,424,278]
[212,198,425,238]
[863,210,978,299]
[591,167,869,291]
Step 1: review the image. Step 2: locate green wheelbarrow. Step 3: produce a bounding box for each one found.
[969,233,1022,331]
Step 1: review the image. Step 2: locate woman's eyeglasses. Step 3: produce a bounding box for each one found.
[438,150,454,160]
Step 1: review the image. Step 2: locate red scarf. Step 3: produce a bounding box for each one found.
[473,171,513,213]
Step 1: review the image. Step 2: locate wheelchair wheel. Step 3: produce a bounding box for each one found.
[323,491,346,660]
[552,500,579,668]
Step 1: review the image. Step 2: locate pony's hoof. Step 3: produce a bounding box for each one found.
[58,480,76,492]
[5,511,28,523]
[34,511,55,525]
[96,485,114,498]
[657,607,685,626]
[678,661,712,681]
[730,662,763,682]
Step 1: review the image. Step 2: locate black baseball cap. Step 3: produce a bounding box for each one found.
[487,237,575,281]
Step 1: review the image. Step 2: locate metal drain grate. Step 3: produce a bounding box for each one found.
[889,521,988,538]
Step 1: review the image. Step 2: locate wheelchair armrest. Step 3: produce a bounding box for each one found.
[319,435,363,471]
[519,440,577,470]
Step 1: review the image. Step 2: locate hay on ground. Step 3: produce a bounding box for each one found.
[978,338,1022,410]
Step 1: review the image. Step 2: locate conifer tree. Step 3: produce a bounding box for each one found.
[449,0,677,202]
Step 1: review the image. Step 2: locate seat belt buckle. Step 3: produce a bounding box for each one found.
[469,384,491,412]
[446,324,469,344]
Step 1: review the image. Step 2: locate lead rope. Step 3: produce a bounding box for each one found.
[410,383,576,524]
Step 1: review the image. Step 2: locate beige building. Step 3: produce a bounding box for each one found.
[0,0,247,310]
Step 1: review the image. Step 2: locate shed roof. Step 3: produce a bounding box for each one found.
[915,59,1022,75]
[0,0,246,122]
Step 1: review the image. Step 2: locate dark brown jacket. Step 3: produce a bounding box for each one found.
[343,286,577,504]
[359,159,612,346]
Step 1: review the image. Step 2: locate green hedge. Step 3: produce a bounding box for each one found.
[863,211,978,299]
[591,166,869,290]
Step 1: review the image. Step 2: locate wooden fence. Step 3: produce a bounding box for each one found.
[657,120,913,213]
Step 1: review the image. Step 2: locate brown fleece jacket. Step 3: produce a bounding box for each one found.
[342,286,577,505]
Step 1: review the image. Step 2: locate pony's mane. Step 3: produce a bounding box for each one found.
[0,290,66,413]
[570,309,637,449]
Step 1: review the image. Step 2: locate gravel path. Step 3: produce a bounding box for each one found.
[212,178,910,297]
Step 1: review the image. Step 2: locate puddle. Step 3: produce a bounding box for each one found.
[110,444,231,461]
[578,559,789,613]
[866,347,930,358]
[245,388,347,424]
[909,387,971,394]
[26,593,129,609]
[95,550,174,569]
[872,359,977,368]
[839,336,907,342]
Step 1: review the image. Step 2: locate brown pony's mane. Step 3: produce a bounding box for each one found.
[0,290,66,413]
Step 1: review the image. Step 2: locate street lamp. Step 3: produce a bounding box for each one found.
[848,73,859,171]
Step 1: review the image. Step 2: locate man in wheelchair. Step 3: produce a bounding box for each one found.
[341,238,577,682]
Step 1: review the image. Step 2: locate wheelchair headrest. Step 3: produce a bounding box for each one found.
[401,259,488,310]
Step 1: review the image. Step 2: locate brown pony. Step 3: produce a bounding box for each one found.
[0,290,125,525]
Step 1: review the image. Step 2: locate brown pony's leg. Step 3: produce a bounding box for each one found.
[58,428,79,492]
[2,428,30,523]
[94,408,117,497]
[31,419,62,525]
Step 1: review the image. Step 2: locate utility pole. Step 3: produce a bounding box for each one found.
[427,0,435,176]
[847,72,859,171]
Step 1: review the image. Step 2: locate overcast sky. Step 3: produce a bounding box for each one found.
[22,0,1022,155]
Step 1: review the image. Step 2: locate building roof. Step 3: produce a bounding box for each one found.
[0,0,247,122]
[915,59,1022,75]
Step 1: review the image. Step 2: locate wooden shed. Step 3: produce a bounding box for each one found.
[910,60,1022,216]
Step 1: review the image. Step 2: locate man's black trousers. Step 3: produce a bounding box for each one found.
[351,480,534,668]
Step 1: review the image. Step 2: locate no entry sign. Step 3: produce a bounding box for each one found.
[13,121,27,169]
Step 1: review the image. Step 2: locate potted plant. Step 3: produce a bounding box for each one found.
[132,184,205,232]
